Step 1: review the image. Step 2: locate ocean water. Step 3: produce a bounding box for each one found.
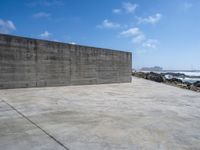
[173,72,200,83]
[177,72,200,76]
[181,78,200,83]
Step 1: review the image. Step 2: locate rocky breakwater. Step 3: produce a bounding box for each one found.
[132,71,200,92]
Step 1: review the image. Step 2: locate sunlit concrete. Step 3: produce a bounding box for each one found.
[0,77,200,150]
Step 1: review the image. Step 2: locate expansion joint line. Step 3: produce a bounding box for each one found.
[2,99,70,150]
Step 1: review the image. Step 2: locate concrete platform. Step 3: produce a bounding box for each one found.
[0,77,200,150]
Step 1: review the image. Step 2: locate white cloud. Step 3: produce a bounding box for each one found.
[112,9,121,14]
[33,12,51,18]
[120,27,159,48]
[39,31,51,38]
[113,2,138,14]
[120,28,141,37]
[97,19,121,29]
[132,34,146,43]
[138,13,162,25]
[123,2,138,13]
[183,2,193,10]
[120,27,145,43]
[142,39,159,48]
[0,19,16,34]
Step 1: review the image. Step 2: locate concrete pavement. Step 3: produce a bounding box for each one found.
[0,77,200,150]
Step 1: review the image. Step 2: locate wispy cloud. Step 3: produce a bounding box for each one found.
[0,19,16,34]
[138,13,162,25]
[39,31,51,38]
[97,19,121,29]
[120,27,145,43]
[123,2,138,13]
[120,27,159,48]
[33,12,51,19]
[113,2,138,14]
[132,34,146,43]
[142,39,159,48]
[120,28,141,37]
[27,0,64,7]
[112,9,121,14]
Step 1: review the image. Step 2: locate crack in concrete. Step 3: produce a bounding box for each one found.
[1,99,70,150]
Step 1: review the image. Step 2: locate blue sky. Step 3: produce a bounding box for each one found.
[0,0,200,70]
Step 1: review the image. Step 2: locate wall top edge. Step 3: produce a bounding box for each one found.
[0,33,132,54]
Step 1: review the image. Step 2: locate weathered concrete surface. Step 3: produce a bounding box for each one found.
[0,77,200,150]
[0,33,132,89]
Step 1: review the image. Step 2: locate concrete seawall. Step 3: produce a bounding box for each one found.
[0,34,132,89]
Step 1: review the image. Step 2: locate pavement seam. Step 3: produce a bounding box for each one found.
[1,99,70,150]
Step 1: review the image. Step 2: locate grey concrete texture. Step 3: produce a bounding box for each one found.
[0,77,200,150]
[0,34,132,89]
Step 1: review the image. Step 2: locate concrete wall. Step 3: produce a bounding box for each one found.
[0,34,132,89]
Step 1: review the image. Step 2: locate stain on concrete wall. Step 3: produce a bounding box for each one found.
[0,34,132,89]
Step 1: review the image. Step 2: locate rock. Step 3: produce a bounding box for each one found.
[132,71,200,92]
[193,81,200,87]
[190,85,200,92]
[183,81,192,86]
[176,83,190,89]
[132,72,147,79]
[146,72,164,83]
[161,72,186,78]
[183,82,192,89]
[166,78,183,84]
